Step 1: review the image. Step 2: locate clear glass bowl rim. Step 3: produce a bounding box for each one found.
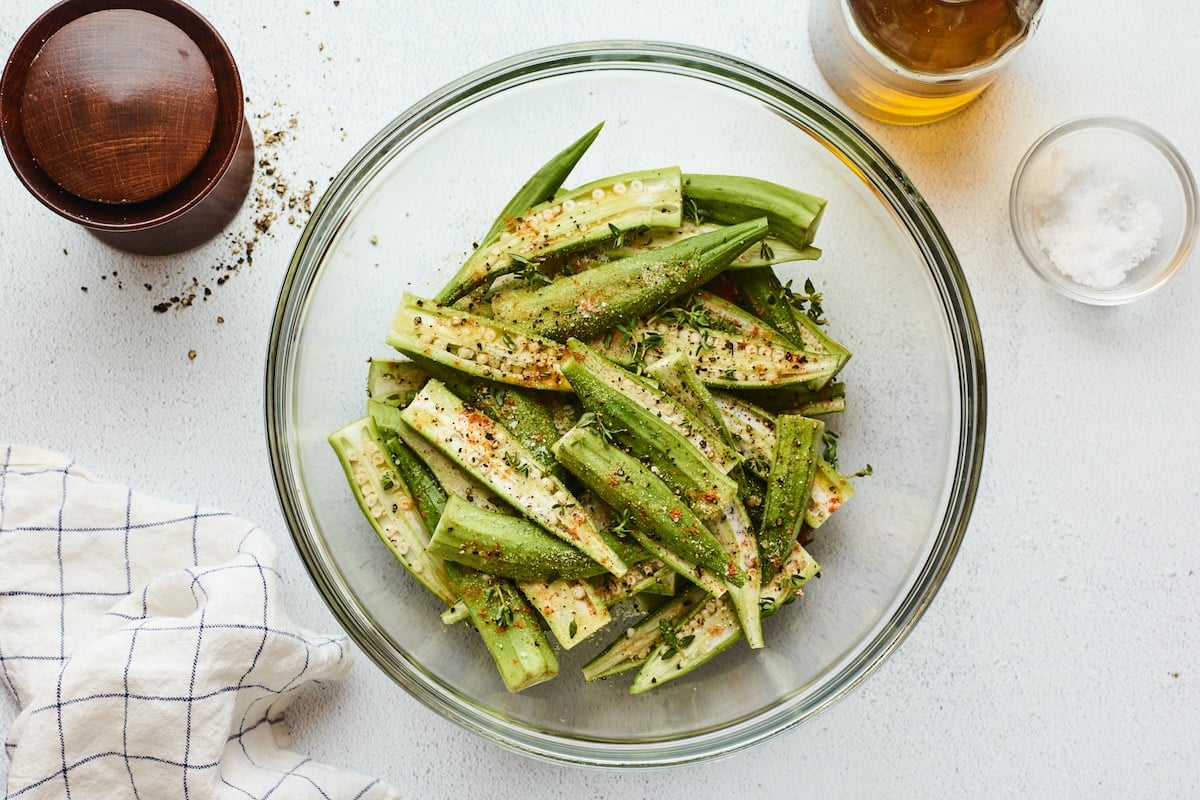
[1009,114,1200,306]
[266,40,987,768]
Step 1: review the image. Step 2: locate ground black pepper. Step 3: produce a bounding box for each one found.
[151,105,318,315]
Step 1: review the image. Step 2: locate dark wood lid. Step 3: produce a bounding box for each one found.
[19,8,218,205]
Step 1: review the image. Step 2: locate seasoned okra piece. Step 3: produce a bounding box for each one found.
[582,586,708,682]
[428,495,612,582]
[490,217,769,341]
[366,358,430,408]
[645,351,732,446]
[586,292,843,390]
[644,353,763,646]
[401,379,629,576]
[630,542,819,693]
[328,416,457,605]
[450,562,559,692]
[387,294,572,391]
[731,268,852,389]
[566,219,821,273]
[517,577,611,650]
[630,593,738,694]
[758,414,824,582]
[682,173,826,249]
[552,425,744,589]
[478,122,604,248]
[710,392,856,531]
[732,381,847,417]
[560,341,739,519]
[408,355,570,482]
[436,166,684,304]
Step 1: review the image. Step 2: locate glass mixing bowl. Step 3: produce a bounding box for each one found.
[266,41,986,767]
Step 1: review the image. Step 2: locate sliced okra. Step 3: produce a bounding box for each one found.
[586,292,842,389]
[758,414,824,582]
[386,294,571,392]
[401,379,628,577]
[435,166,683,304]
[682,173,826,249]
[428,495,610,582]
[489,217,769,341]
[449,563,559,692]
[328,416,457,605]
[560,340,740,520]
[581,586,708,682]
[552,425,744,589]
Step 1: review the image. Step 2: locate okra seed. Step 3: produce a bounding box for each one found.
[562,199,576,212]
[630,179,644,192]
[457,346,475,360]
[612,182,627,195]
[591,188,605,201]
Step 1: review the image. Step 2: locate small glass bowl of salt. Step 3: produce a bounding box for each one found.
[1010,116,1198,304]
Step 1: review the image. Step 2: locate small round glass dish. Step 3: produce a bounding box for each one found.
[266,42,986,767]
[1010,116,1198,305]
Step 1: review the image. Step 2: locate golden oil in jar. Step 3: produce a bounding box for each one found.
[810,0,1043,125]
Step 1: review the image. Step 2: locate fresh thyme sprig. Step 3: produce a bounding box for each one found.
[658,619,696,659]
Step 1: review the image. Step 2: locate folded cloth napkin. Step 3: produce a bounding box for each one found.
[0,446,401,800]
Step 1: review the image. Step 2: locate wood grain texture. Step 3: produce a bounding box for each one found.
[21,9,219,204]
[0,0,252,254]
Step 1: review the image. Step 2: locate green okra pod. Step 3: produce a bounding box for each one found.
[682,173,826,248]
[565,219,821,273]
[449,563,559,692]
[328,416,457,605]
[387,294,572,391]
[490,217,770,341]
[560,340,740,520]
[429,495,614,582]
[586,290,843,389]
[479,122,604,247]
[436,166,683,304]
[552,425,745,588]
[401,379,629,576]
[758,414,824,582]
[582,586,708,682]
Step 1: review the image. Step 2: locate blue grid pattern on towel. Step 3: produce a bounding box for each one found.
[0,447,393,800]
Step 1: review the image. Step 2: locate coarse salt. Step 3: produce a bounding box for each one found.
[1029,149,1163,289]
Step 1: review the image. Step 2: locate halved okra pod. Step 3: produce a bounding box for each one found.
[435,166,684,304]
[629,540,820,693]
[387,294,572,391]
[560,340,740,520]
[449,562,560,692]
[552,425,745,589]
[400,379,629,577]
[586,290,843,389]
[428,495,630,582]
[328,416,457,605]
[489,217,770,341]
[682,173,827,249]
[758,414,824,582]
[477,122,604,248]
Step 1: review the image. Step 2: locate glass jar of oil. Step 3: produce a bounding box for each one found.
[810,0,1044,125]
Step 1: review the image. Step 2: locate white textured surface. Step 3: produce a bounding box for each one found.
[2,1,1198,796]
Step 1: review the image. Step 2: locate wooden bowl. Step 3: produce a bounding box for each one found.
[0,0,253,255]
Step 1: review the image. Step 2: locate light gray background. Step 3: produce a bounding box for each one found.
[1,2,1197,797]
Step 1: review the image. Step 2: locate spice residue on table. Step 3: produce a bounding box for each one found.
[149,104,317,314]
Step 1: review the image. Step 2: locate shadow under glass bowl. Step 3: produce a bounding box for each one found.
[266,41,986,768]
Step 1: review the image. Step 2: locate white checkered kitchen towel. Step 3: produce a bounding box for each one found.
[0,446,400,800]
